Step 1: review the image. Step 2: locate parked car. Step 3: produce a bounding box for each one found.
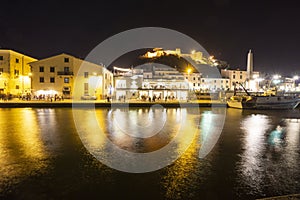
[81,95,97,100]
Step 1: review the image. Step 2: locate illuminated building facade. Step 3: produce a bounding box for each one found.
[113,63,189,101]
[221,69,259,90]
[0,49,37,96]
[29,53,113,99]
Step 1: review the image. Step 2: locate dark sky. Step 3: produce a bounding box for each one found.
[1,0,300,76]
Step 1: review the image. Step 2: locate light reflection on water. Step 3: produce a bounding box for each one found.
[0,108,299,199]
[0,108,49,193]
[236,109,300,198]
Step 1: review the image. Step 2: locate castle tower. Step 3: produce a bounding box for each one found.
[247,49,253,80]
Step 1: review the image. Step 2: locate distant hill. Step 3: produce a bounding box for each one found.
[107,49,197,72]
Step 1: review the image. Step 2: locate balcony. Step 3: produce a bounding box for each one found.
[57,71,74,76]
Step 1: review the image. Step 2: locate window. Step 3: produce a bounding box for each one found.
[64,77,69,83]
[233,75,236,79]
[193,83,195,86]
[40,77,44,83]
[39,66,44,72]
[0,56,3,60]
[64,57,69,63]
[105,73,107,79]
[84,72,89,78]
[16,85,19,89]
[193,77,196,80]
[64,67,69,72]
[202,79,205,82]
[50,77,55,83]
[50,66,55,72]
[214,80,217,83]
[16,58,19,63]
[198,83,200,86]
[240,75,243,79]
[221,80,223,83]
[0,68,3,73]
[84,83,89,95]
[14,70,19,76]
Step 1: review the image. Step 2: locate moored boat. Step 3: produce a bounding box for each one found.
[227,94,300,109]
[227,83,300,109]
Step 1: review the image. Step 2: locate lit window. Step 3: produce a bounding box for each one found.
[64,77,69,83]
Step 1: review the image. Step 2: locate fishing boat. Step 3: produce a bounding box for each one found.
[227,83,300,109]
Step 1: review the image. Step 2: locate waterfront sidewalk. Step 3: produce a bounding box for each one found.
[0,98,227,108]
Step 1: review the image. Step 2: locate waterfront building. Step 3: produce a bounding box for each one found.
[221,69,259,90]
[0,49,37,96]
[199,77,231,91]
[183,72,202,91]
[113,63,189,101]
[29,53,113,99]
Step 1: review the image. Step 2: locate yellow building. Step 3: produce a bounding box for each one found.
[0,49,37,97]
[29,53,113,100]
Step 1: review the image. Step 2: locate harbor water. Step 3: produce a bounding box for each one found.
[0,107,299,199]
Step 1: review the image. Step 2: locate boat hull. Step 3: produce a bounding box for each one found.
[227,95,300,110]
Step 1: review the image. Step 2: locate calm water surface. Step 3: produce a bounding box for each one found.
[0,107,299,199]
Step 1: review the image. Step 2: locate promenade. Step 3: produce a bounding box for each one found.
[0,98,227,108]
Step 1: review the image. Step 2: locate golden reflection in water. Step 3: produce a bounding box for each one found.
[161,110,201,200]
[0,108,48,180]
[75,109,106,149]
[239,114,270,190]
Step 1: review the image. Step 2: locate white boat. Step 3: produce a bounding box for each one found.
[227,94,300,109]
[227,83,300,109]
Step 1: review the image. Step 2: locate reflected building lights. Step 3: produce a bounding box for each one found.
[0,109,49,179]
[239,114,271,191]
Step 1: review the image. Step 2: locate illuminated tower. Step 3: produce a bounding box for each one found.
[247,49,253,80]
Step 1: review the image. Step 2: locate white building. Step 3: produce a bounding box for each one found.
[221,69,259,90]
[114,63,189,101]
[183,72,202,91]
[200,77,230,91]
[29,53,113,99]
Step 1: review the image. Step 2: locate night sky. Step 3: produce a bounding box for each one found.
[1,0,300,76]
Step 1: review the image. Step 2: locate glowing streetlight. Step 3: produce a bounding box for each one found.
[273,74,281,80]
